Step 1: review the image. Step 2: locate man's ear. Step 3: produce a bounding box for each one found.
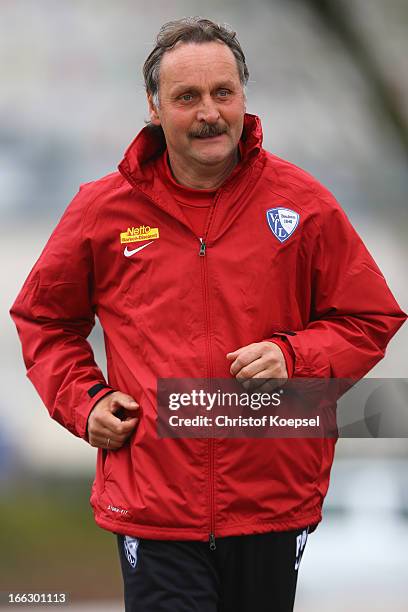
[147,93,161,126]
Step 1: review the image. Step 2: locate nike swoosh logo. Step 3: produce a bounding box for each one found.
[124,241,154,257]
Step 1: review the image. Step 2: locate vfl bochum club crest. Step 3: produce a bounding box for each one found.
[124,535,139,569]
[266,207,300,243]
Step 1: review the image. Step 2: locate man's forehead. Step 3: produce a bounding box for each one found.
[159,41,240,82]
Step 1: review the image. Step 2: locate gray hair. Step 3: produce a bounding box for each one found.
[143,17,249,107]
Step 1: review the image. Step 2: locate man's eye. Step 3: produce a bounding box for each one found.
[180,94,193,102]
[217,90,230,97]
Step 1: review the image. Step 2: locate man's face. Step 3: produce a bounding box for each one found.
[148,41,246,168]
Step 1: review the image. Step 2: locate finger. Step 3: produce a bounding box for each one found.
[109,414,139,436]
[226,343,258,361]
[88,421,135,443]
[88,430,121,449]
[93,411,139,437]
[113,424,137,446]
[114,418,139,439]
[233,357,267,381]
[90,421,138,449]
[226,348,241,360]
[228,348,264,376]
[110,393,139,413]
[242,351,288,381]
[90,435,123,450]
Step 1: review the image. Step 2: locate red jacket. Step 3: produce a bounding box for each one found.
[10,114,406,542]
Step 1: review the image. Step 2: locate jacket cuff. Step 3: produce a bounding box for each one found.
[267,331,332,378]
[264,335,296,378]
[76,385,115,441]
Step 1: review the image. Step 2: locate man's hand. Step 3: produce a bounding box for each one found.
[87,391,140,450]
[226,341,288,391]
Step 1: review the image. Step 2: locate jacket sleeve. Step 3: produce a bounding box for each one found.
[10,185,113,440]
[269,190,407,379]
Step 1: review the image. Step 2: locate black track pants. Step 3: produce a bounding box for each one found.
[116,526,310,612]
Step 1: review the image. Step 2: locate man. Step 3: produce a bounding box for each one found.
[10,17,406,612]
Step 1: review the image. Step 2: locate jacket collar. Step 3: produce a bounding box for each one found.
[118,113,263,188]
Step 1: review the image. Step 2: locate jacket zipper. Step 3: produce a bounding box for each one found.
[119,165,219,549]
[199,194,220,550]
[199,238,206,256]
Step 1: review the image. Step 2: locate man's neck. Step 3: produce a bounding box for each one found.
[167,149,239,190]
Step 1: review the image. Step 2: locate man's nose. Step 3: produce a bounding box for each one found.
[196,96,220,123]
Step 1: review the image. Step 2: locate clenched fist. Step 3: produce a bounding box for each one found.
[87,391,140,450]
[226,341,288,391]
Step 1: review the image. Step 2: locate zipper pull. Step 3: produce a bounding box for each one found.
[199,238,206,256]
[209,533,216,551]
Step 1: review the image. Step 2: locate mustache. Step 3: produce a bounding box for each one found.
[189,123,228,138]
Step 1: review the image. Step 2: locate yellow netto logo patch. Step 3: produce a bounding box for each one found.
[120,225,159,244]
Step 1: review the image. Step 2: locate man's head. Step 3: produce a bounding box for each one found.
[143,18,249,174]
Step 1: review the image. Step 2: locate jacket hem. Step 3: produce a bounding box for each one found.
[94,510,322,541]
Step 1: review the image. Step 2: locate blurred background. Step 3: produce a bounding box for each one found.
[1,0,407,610]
